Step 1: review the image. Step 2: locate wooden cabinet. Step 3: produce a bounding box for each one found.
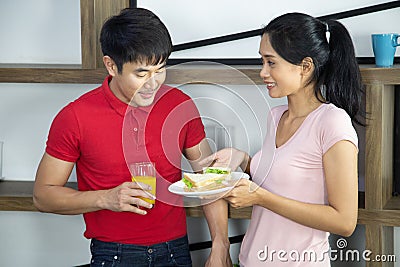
[362,68,400,267]
[80,0,129,69]
[0,1,399,266]
[0,0,129,83]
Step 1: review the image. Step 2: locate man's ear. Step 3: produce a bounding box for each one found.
[103,56,117,76]
[300,57,314,76]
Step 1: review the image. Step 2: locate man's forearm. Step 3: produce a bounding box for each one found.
[33,185,104,215]
[202,199,230,245]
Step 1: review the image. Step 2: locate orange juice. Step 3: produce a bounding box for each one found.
[132,176,156,204]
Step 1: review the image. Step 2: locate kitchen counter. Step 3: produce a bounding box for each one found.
[0,180,253,218]
[0,180,373,222]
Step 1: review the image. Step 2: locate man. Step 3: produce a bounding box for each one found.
[33,8,231,267]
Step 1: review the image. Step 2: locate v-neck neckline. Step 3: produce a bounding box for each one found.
[275,104,324,149]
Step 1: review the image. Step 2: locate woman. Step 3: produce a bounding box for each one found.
[201,12,363,266]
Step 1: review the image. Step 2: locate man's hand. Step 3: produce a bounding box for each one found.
[205,241,232,267]
[199,147,249,173]
[98,181,155,215]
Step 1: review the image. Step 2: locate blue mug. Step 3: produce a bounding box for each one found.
[371,33,400,67]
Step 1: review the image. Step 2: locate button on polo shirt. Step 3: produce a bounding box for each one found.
[126,107,148,151]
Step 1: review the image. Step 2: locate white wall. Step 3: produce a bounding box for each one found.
[0,83,95,181]
[0,212,90,267]
[138,0,400,58]
[0,0,81,64]
[0,1,399,266]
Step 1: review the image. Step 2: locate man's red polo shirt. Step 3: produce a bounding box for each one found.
[46,76,205,245]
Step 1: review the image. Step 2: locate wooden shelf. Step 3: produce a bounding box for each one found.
[186,205,253,220]
[0,64,263,84]
[359,64,400,85]
[0,180,36,212]
[0,181,77,212]
[358,209,400,227]
[1,64,399,85]
[4,180,397,228]
[0,65,107,84]
[0,180,252,218]
[0,181,376,223]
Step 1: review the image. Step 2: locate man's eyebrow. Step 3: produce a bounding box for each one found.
[135,63,166,73]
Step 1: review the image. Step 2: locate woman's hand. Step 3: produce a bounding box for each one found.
[224,179,262,208]
[199,147,250,172]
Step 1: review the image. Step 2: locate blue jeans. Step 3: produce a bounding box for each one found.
[90,235,192,267]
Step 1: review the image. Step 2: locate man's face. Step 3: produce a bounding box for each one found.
[108,60,167,107]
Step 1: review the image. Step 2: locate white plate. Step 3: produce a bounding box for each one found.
[168,172,250,197]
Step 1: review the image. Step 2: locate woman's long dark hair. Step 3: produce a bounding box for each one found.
[262,12,365,126]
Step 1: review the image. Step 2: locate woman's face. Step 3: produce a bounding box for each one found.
[258,34,304,98]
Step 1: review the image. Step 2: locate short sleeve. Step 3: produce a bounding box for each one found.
[321,107,358,154]
[182,98,206,149]
[46,103,81,162]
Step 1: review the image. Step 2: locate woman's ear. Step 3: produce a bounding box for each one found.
[103,56,118,76]
[300,57,314,75]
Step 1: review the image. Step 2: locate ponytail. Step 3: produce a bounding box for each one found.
[322,20,365,126]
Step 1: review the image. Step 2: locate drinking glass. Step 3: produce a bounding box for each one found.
[130,162,156,204]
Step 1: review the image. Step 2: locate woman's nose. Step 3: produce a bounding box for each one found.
[259,65,270,79]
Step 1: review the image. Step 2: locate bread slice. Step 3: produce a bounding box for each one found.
[182,172,230,192]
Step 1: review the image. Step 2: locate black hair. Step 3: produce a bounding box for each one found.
[262,12,365,126]
[100,8,172,73]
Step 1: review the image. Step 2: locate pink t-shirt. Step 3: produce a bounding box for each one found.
[240,103,358,267]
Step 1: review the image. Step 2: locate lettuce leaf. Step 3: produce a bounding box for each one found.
[204,168,229,174]
[182,177,193,189]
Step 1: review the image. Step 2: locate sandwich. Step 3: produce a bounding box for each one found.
[182,167,231,192]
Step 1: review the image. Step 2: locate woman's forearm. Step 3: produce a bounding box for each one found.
[256,188,357,237]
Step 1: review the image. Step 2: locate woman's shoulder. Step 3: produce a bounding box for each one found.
[317,103,352,123]
[270,104,288,116]
[268,104,288,124]
[316,104,358,151]
[315,103,356,139]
